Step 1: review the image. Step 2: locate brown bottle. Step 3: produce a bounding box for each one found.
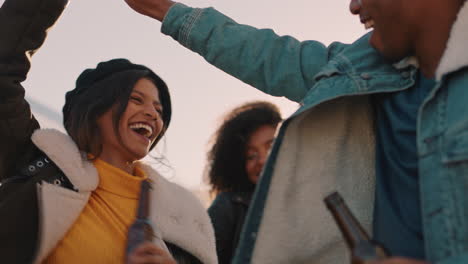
[324,192,389,264]
[126,180,170,261]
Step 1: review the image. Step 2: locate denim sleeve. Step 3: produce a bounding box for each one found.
[438,253,468,264]
[161,3,334,103]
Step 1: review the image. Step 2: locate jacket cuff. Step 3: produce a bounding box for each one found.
[161,3,200,48]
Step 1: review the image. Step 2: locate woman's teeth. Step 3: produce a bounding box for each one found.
[129,123,153,138]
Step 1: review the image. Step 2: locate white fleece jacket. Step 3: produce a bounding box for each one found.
[30,129,217,264]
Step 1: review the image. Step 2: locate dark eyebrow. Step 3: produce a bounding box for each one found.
[132,90,162,107]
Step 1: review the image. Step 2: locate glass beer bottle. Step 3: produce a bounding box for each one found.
[126,180,170,260]
[324,192,389,264]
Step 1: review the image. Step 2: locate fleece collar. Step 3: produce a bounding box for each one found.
[436,1,468,80]
[31,129,99,192]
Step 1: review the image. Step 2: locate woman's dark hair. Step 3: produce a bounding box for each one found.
[62,59,171,158]
[206,101,282,196]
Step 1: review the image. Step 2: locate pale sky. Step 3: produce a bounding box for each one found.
[4,0,366,189]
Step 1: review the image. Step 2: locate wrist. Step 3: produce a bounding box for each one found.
[149,0,176,21]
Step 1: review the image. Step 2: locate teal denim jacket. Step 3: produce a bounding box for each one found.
[162,4,468,263]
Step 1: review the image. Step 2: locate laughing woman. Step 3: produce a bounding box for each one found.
[0,0,216,264]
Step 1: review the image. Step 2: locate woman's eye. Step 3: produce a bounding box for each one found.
[155,107,163,115]
[246,153,259,161]
[131,96,143,103]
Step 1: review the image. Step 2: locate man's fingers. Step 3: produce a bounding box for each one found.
[128,242,176,264]
[132,241,165,255]
[128,253,165,264]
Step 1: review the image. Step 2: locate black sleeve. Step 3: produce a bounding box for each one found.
[208,193,236,264]
[0,0,68,262]
[0,0,68,180]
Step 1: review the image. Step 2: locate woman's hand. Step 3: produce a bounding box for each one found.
[369,257,429,264]
[127,241,176,264]
[124,0,175,21]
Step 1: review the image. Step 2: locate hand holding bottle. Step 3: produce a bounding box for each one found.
[127,242,176,264]
[126,180,173,263]
[324,192,429,264]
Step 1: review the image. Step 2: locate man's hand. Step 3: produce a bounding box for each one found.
[369,257,429,264]
[127,241,176,264]
[124,0,176,21]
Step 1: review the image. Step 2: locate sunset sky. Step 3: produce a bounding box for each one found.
[6,0,366,189]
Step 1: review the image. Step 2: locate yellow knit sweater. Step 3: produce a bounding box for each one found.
[43,159,147,263]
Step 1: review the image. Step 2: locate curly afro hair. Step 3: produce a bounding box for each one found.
[205,101,282,195]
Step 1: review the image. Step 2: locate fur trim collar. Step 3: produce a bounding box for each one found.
[31,129,217,264]
[137,162,217,264]
[436,1,468,80]
[31,129,98,192]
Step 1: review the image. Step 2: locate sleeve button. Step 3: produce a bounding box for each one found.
[360,73,372,80]
[401,71,411,78]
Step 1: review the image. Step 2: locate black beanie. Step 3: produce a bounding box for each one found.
[63,58,172,149]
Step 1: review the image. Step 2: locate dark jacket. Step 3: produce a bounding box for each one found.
[0,0,69,262]
[208,192,251,264]
[0,0,213,263]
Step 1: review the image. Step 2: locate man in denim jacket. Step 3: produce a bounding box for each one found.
[124,0,468,263]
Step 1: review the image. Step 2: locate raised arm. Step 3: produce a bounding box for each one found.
[125,0,336,103]
[0,0,68,179]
